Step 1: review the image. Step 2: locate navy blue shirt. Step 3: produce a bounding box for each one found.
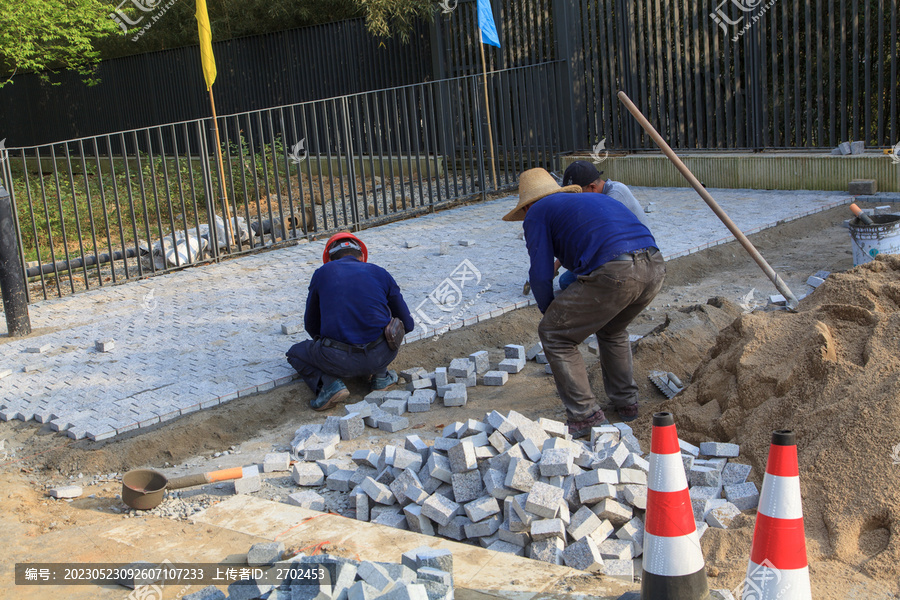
[523,192,657,312]
[305,256,415,345]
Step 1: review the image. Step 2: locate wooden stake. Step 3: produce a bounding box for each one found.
[478,29,498,191]
[207,87,235,246]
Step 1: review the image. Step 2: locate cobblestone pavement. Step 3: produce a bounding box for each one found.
[0,187,852,440]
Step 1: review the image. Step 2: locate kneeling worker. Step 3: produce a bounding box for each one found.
[503,168,665,438]
[286,233,415,411]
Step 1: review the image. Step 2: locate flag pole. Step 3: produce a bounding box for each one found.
[478,28,498,191]
[196,0,234,246]
[206,87,235,246]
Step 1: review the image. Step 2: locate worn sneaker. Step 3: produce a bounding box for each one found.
[616,403,639,422]
[566,409,609,439]
[371,370,399,391]
[311,380,349,411]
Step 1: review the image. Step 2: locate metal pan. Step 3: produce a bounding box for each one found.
[121,466,244,510]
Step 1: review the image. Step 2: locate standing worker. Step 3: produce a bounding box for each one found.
[503,168,665,437]
[286,233,414,411]
[555,160,651,290]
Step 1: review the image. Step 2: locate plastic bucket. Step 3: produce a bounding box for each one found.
[848,214,900,266]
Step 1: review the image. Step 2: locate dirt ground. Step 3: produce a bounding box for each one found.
[1,202,897,599]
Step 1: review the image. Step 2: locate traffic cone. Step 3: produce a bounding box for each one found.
[742,430,812,600]
[642,412,710,599]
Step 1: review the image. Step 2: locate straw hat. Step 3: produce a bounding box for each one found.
[502,168,582,221]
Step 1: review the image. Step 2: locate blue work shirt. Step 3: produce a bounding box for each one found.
[304,256,415,345]
[523,192,657,312]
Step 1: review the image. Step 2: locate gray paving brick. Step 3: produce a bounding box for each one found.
[724,481,760,511]
[468,350,490,374]
[721,462,752,485]
[420,493,460,526]
[263,452,291,473]
[408,389,436,412]
[487,539,526,556]
[381,399,408,416]
[453,374,476,387]
[448,358,474,377]
[448,468,482,503]
[326,469,355,492]
[482,371,508,386]
[464,513,501,539]
[503,344,526,360]
[525,481,564,518]
[402,504,435,535]
[442,384,467,407]
[447,440,477,473]
[497,358,525,374]
[378,416,410,433]
[700,441,740,457]
[504,457,538,492]
[437,514,471,541]
[292,463,325,486]
[528,537,564,564]
[360,476,396,505]
[563,536,604,572]
[340,413,365,441]
[287,490,326,511]
[433,367,449,387]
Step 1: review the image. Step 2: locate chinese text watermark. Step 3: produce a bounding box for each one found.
[415,259,489,335]
[710,0,780,42]
[110,0,182,42]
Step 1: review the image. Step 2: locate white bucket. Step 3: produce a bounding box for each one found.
[848,214,900,266]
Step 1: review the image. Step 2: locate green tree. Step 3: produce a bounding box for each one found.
[1,0,435,82]
[353,0,434,42]
[0,0,120,86]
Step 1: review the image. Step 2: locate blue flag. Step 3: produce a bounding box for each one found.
[478,0,501,47]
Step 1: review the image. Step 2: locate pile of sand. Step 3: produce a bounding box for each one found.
[661,255,900,580]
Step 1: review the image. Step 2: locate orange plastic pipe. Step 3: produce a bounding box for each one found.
[206,466,244,483]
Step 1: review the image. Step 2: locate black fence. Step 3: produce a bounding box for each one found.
[0,63,565,301]
[2,0,898,151]
[0,18,434,147]
[572,0,900,150]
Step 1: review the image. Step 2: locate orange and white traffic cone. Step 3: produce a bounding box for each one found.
[742,430,812,600]
[642,412,710,599]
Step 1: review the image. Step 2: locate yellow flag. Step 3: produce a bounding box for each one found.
[196,0,217,90]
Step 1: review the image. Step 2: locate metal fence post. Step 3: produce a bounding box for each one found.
[552,0,584,152]
[0,183,32,337]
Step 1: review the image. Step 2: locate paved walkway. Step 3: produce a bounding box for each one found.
[0,187,852,440]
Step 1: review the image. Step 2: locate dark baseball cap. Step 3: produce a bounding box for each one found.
[562,160,603,187]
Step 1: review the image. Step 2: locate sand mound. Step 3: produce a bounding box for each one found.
[662,254,900,579]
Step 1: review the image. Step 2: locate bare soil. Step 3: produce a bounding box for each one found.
[1,202,897,599]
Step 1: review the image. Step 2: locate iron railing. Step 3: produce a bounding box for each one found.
[0,62,565,302]
[575,0,900,151]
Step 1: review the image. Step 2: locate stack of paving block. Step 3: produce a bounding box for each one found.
[680,440,758,532]
[341,409,649,580]
[185,547,455,600]
[310,410,758,580]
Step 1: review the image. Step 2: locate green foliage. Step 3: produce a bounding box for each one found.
[352,0,435,42]
[2,0,433,80]
[0,0,121,86]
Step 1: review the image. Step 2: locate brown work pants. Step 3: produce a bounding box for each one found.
[538,251,665,421]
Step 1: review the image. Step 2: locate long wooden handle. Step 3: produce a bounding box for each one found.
[616,91,800,311]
